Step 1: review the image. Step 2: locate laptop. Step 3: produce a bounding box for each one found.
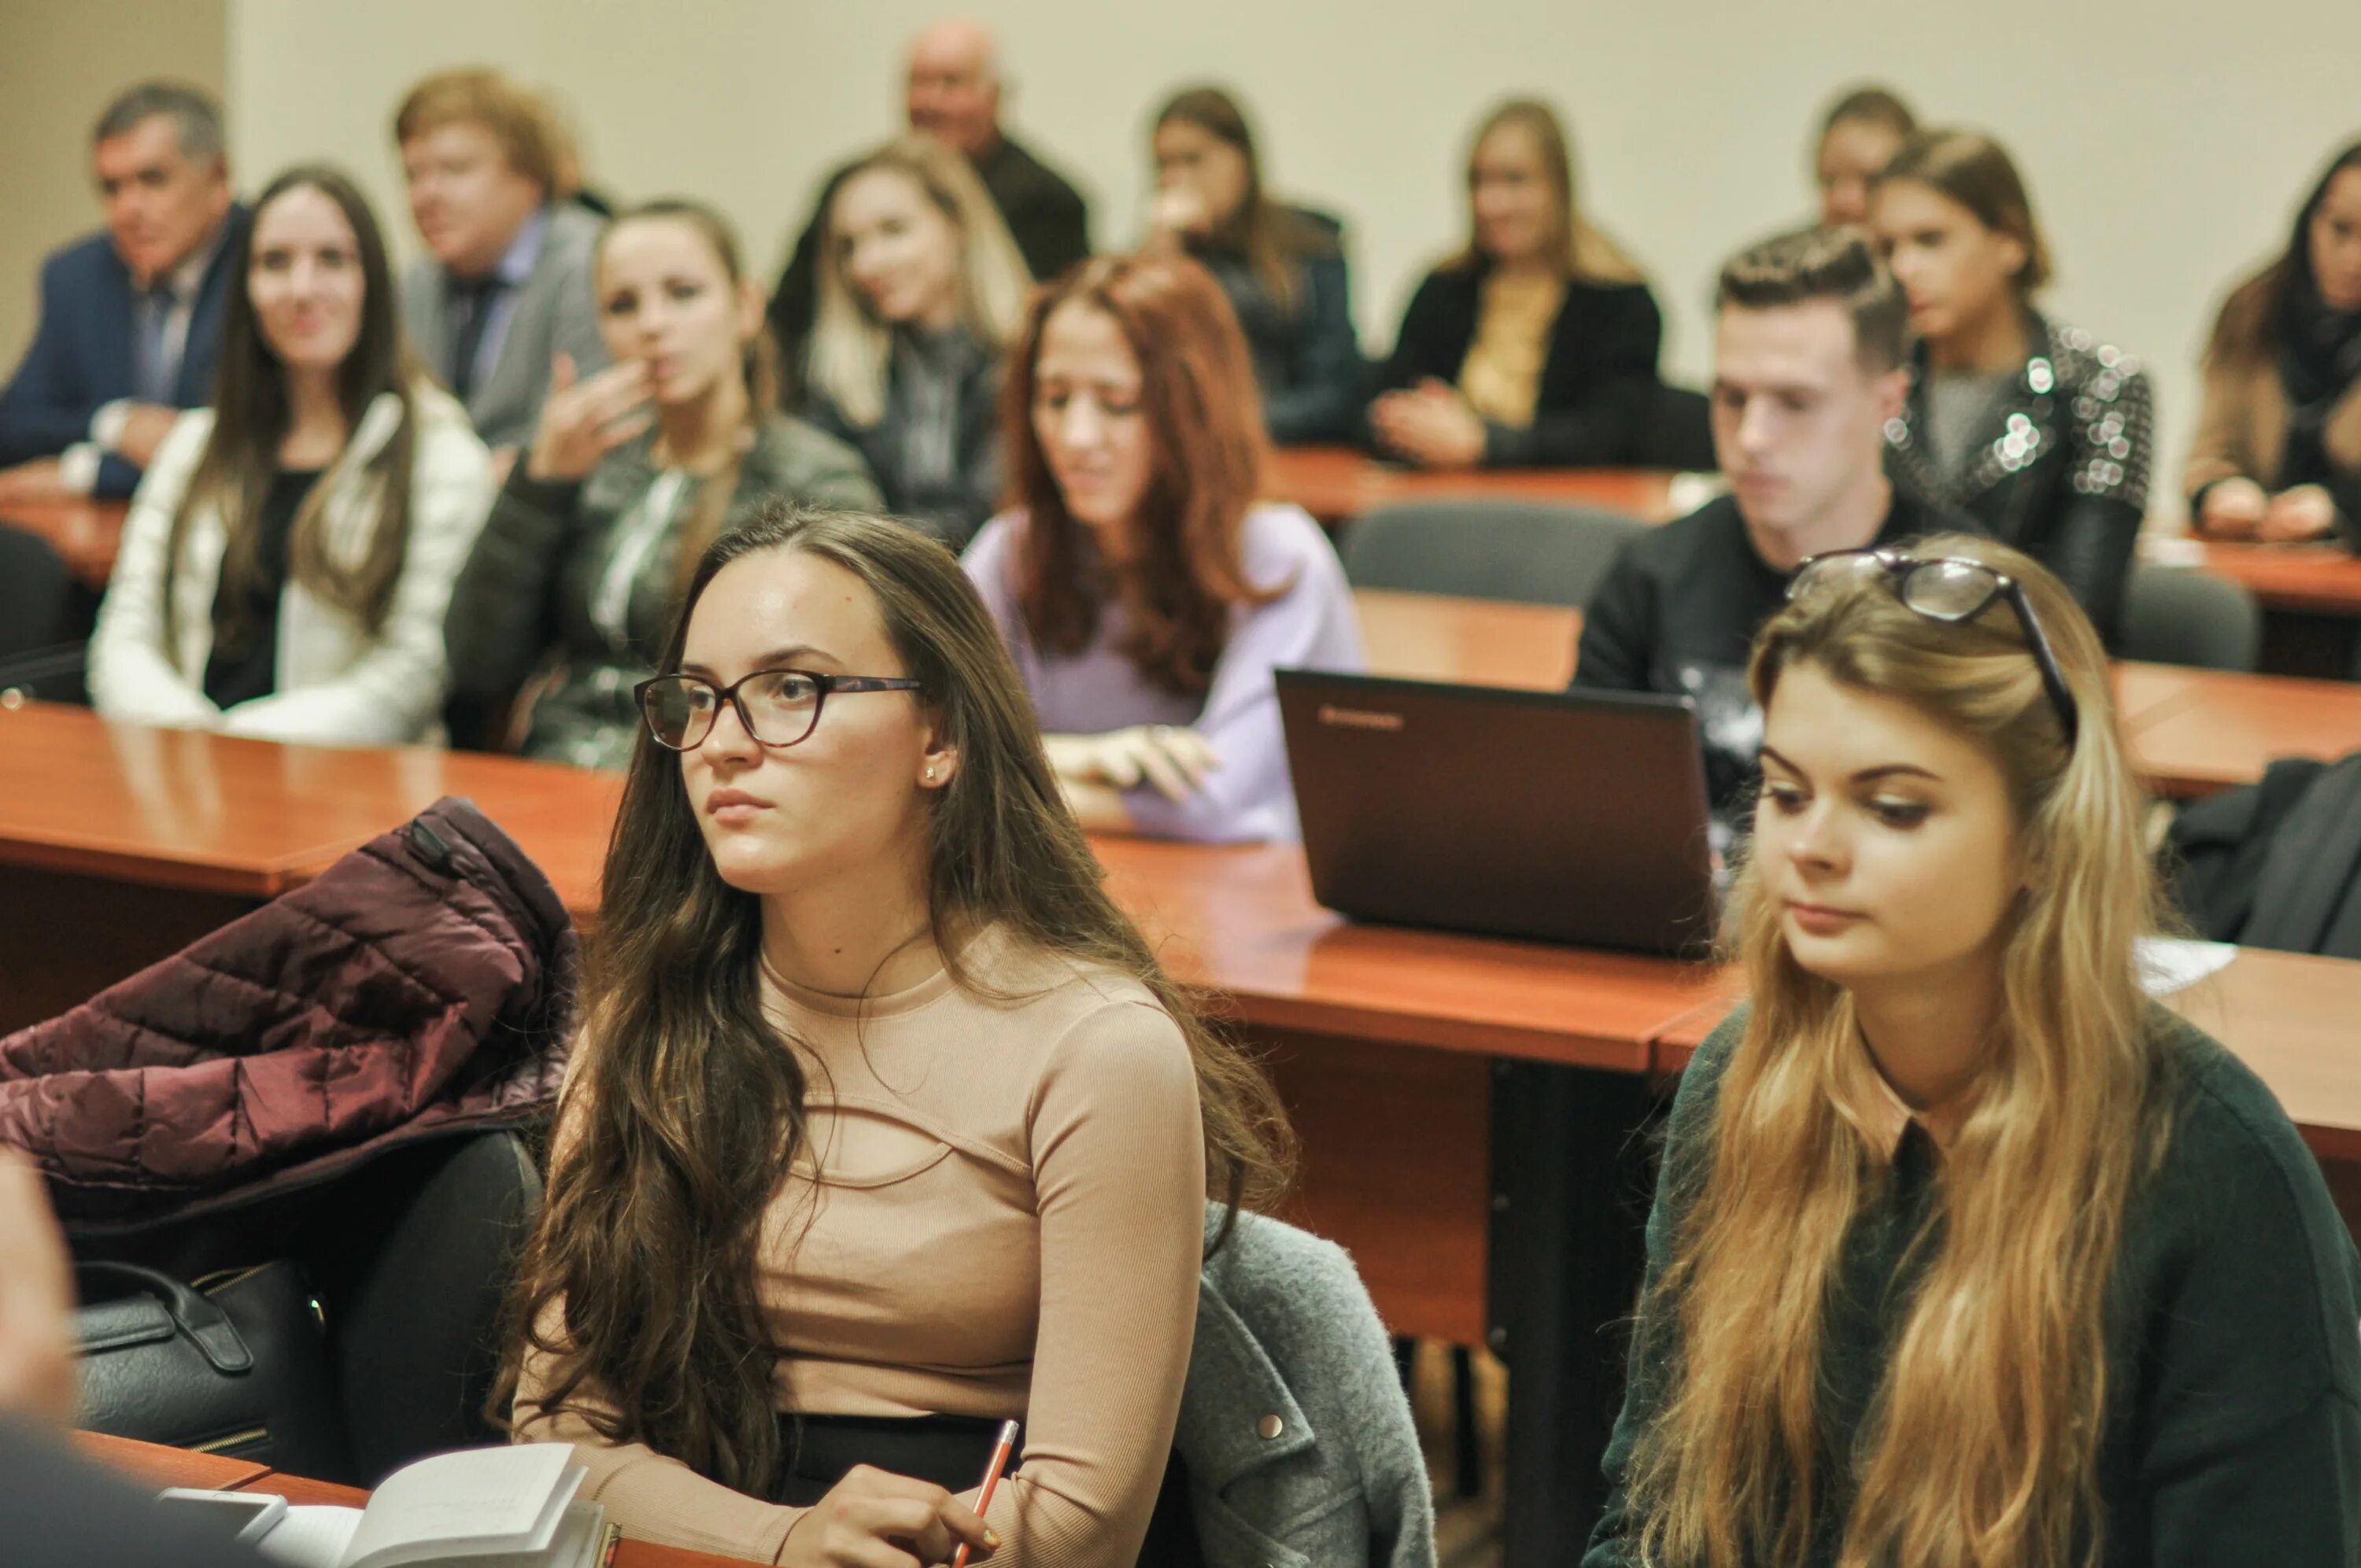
[1277,670,1720,955]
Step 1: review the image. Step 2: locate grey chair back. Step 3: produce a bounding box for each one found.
[1339,499,1645,608]
[2119,564,2262,672]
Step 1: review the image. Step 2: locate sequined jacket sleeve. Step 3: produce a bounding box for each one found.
[2045,338,2152,642]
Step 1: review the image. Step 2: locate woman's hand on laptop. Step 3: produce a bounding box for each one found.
[1045,726,1220,802]
[779,1464,997,1566]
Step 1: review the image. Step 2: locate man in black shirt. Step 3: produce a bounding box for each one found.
[767,18,1092,401]
[1576,228,1981,813]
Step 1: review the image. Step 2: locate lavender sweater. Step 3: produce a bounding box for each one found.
[963,504,1365,843]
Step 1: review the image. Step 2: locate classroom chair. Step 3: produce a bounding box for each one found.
[2119,564,2262,672]
[0,523,92,703]
[70,1129,545,1486]
[1636,384,1718,472]
[1340,499,1645,609]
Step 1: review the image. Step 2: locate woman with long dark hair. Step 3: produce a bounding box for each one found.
[88,164,492,740]
[1870,131,2154,644]
[503,505,1291,1564]
[444,199,879,768]
[963,252,1363,843]
[1587,537,2361,1567]
[1369,98,1663,470]
[2185,138,2361,542]
[1144,85,1362,445]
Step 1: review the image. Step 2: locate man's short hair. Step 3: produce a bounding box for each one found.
[393,68,559,192]
[93,81,224,164]
[1716,227,1908,372]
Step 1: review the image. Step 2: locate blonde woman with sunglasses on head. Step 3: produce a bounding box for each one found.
[1586,537,2361,1568]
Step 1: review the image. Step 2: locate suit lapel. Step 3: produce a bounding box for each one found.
[175,204,248,406]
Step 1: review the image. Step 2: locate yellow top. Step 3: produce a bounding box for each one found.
[1458,270,1568,428]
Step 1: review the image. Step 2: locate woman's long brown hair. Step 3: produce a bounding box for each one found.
[1153,85,1337,316]
[165,164,419,654]
[2205,136,2361,370]
[1001,252,1280,696]
[496,504,1295,1495]
[1624,537,2174,1568]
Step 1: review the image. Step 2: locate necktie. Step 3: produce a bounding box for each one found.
[447,276,502,404]
[135,282,179,404]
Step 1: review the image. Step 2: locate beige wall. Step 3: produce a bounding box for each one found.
[0,0,227,369]
[225,0,2361,517]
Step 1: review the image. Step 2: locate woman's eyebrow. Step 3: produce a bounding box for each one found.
[1757,746,1941,784]
[677,644,839,678]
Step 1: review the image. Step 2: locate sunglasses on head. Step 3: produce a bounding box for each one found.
[1785,548,2081,747]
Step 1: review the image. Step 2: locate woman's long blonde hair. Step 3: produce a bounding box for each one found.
[809,136,1032,428]
[1452,98,1644,285]
[1625,536,2174,1568]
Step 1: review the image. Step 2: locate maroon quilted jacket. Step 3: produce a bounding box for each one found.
[0,798,575,1227]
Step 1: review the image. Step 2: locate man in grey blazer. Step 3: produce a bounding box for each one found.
[394,69,606,459]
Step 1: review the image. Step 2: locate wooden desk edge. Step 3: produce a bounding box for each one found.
[1230,991,1654,1072]
[0,834,353,898]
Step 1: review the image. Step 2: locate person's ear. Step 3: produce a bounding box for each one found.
[1870,363,1909,426]
[735,277,765,343]
[1994,231,2030,286]
[917,718,960,791]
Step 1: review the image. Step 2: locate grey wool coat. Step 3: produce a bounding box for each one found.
[1181,1208,1437,1568]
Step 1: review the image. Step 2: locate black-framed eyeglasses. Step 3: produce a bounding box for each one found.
[1786,549,2081,747]
[634,669,925,751]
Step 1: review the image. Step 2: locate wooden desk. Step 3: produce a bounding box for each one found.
[2193,540,2361,618]
[2175,541,2361,677]
[1354,587,1578,691]
[1269,445,1684,528]
[1646,946,2361,1162]
[2122,667,2361,796]
[3,499,127,590]
[0,703,622,1031]
[85,1432,758,1566]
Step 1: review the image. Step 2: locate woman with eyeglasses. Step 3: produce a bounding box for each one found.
[1585,536,2361,1568]
[502,504,1291,1565]
[963,251,1363,843]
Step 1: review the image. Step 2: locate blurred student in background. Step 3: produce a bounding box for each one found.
[2185,138,2361,543]
[804,137,1028,552]
[965,253,1362,843]
[1369,98,1664,470]
[1145,86,1363,446]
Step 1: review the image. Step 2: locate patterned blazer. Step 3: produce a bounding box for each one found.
[1885,312,2153,642]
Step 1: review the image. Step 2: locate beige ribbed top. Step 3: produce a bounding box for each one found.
[515,928,1208,1566]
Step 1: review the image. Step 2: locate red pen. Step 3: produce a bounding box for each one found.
[949,1419,1019,1568]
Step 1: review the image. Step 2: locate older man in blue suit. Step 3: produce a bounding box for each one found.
[0,82,244,503]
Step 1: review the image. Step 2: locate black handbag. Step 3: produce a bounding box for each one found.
[73,1259,356,1481]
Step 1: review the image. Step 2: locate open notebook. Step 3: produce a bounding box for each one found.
[251,1444,615,1568]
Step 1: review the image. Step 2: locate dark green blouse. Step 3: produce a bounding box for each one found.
[1584,1006,2361,1567]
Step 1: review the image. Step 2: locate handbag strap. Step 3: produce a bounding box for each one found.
[75,1260,255,1375]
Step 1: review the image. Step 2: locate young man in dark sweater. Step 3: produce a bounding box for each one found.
[1574,228,1979,814]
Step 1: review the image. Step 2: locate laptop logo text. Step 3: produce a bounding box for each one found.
[1317,704,1406,732]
